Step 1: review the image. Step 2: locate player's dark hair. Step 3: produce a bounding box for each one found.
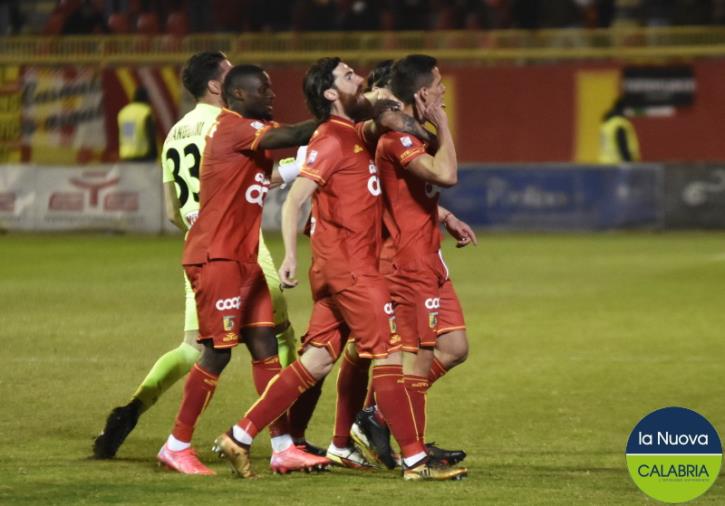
[181,51,227,99]
[390,54,438,105]
[303,57,342,121]
[366,59,394,91]
[222,64,266,104]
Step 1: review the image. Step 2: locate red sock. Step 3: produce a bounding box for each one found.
[238,360,316,439]
[363,375,375,408]
[403,375,429,441]
[251,356,288,437]
[371,365,425,458]
[288,378,324,440]
[428,357,448,385]
[332,348,370,448]
[171,364,219,443]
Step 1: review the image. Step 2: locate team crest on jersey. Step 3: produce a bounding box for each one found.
[428,312,438,329]
[223,315,236,331]
[222,332,237,342]
[400,136,413,147]
[250,121,264,130]
[354,144,364,154]
[307,149,318,165]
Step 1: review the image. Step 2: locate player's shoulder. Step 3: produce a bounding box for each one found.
[379,130,422,154]
[309,122,344,150]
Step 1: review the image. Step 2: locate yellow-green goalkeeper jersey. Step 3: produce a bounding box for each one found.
[161,103,222,230]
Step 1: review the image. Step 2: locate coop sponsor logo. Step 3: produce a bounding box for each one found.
[424,297,440,310]
[626,407,721,503]
[215,296,241,311]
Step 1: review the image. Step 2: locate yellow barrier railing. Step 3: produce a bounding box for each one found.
[2,27,725,65]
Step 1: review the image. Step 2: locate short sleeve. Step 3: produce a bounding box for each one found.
[380,132,427,168]
[299,134,342,186]
[224,113,275,152]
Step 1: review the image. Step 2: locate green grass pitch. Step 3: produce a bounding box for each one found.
[1,231,724,505]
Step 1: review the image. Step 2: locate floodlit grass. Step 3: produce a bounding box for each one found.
[1,231,724,505]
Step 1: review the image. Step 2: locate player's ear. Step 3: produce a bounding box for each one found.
[208,79,222,96]
[323,88,338,102]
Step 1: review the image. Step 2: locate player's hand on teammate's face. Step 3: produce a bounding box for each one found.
[445,214,478,248]
[415,91,446,128]
[279,257,299,288]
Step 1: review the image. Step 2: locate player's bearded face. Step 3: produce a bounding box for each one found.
[336,83,369,120]
[332,63,368,120]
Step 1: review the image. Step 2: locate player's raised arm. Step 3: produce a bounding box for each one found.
[279,176,318,288]
[259,119,318,150]
[360,97,432,146]
[405,93,457,187]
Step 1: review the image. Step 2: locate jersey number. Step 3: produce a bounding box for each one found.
[166,144,201,207]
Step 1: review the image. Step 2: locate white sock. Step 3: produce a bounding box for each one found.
[166,434,191,452]
[403,451,427,468]
[327,443,349,454]
[270,434,293,453]
[232,424,254,445]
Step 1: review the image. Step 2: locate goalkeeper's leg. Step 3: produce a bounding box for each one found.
[92,274,201,459]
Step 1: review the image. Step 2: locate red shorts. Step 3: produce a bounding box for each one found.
[184,260,274,349]
[387,251,466,352]
[301,263,401,360]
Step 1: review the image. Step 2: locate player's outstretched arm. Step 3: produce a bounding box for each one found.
[259,119,318,150]
[279,176,318,288]
[361,100,432,146]
[270,146,308,189]
[438,205,478,248]
[163,181,186,231]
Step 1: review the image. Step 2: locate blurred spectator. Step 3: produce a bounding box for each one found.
[385,0,431,30]
[0,0,23,35]
[640,0,673,26]
[248,0,293,32]
[464,0,513,30]
[671,0,714,26]
[117,87,157,162]
[62,0,109,34]
[17,0,725,35]
[599,96,640,164]
[339,0,382,30]
[297,0,338,31]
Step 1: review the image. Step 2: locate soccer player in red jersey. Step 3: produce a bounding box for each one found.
[211,57,466,481]
[157,64,330,475]
[355,55,472,468]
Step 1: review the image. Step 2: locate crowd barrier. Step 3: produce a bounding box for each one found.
[1,163,724,233]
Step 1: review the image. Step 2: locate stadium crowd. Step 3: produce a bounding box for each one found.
[2,0,725,36]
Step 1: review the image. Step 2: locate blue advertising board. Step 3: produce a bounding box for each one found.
[439,165,663,230]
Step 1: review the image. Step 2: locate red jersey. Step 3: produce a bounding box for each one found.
[376,131,441,262]
[299,115,382,275]
[183,109,275,265]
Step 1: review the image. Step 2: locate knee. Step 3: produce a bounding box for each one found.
[244,328,278,360]
[450,344,468,367]
[300,346,335,380]
[438,333,469,369]
[199,345,231,374]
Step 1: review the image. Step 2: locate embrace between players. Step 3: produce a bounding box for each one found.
[94,51,477,482]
